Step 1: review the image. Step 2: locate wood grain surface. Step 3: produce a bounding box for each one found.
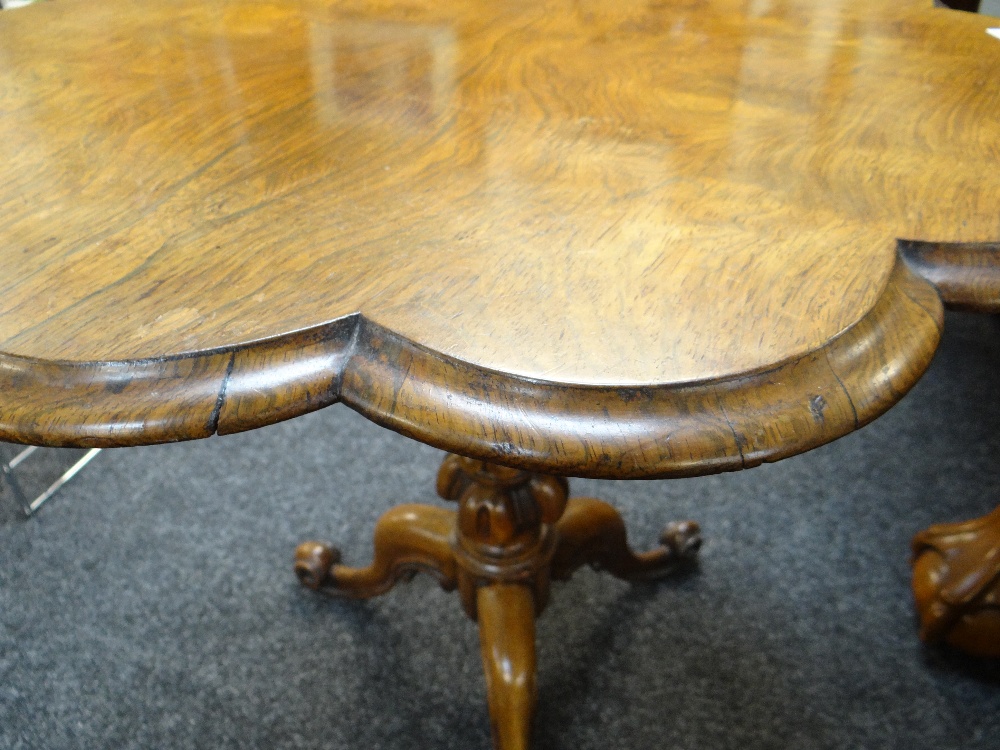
[0,0,997,474]
[900,241,1000,312]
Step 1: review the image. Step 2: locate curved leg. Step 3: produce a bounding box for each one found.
[912,505,1000,657]
[295,455,706,748]
[551,497,701,582]
[477,584,537,750]
[295,504,458,598]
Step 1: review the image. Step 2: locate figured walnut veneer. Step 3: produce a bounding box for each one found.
[0,0,998,476]
[3,0,1000,745]
[0,259,944,476]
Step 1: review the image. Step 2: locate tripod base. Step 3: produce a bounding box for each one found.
[295,454,701,749]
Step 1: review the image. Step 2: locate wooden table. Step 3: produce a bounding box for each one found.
[1,0,999,746]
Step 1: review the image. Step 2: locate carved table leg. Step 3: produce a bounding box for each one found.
[911,505,1000,657]
[294,453,701,749]
[551,497,701,582]
[294,504,458,596]
[477,584,537,750]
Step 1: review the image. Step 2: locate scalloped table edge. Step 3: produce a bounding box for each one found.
[0,243,969,479]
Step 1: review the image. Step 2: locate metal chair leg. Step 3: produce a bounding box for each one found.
[1,447,101,517]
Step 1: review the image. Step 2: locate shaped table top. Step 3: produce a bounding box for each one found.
[0,0,997,477]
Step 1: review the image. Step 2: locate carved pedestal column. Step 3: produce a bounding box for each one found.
[436,457,567,749]
[294,454,701,750]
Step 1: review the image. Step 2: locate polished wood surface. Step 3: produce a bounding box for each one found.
[1,0,997,474]
[477,584,537,750]
[294,453,700,749]
[0,260,943,479]
[2,0,996,739]
[900,241,1000,313]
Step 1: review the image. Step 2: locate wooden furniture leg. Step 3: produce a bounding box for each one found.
[551,496,701,582]
[911,505,1000,657]
[294,504,459,596]
[477,584,537,750]
[294,453,701,749]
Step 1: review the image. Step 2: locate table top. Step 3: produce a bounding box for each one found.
[0,0,997,477]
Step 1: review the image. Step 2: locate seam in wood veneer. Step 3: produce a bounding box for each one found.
[340,313,364,401]
[209,352,237,435]
[900,283,946,335]
[825,360,861,431]
[716,402,748,470]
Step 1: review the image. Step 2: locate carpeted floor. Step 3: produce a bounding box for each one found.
[1,310,998,750]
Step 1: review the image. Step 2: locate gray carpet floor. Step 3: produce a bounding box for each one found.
[1,310,998,750]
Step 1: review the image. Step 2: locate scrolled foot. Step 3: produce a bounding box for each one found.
[295,504,459,599]
[294,541,341,590]
[661,520,702,561]
[551,497,700,583]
